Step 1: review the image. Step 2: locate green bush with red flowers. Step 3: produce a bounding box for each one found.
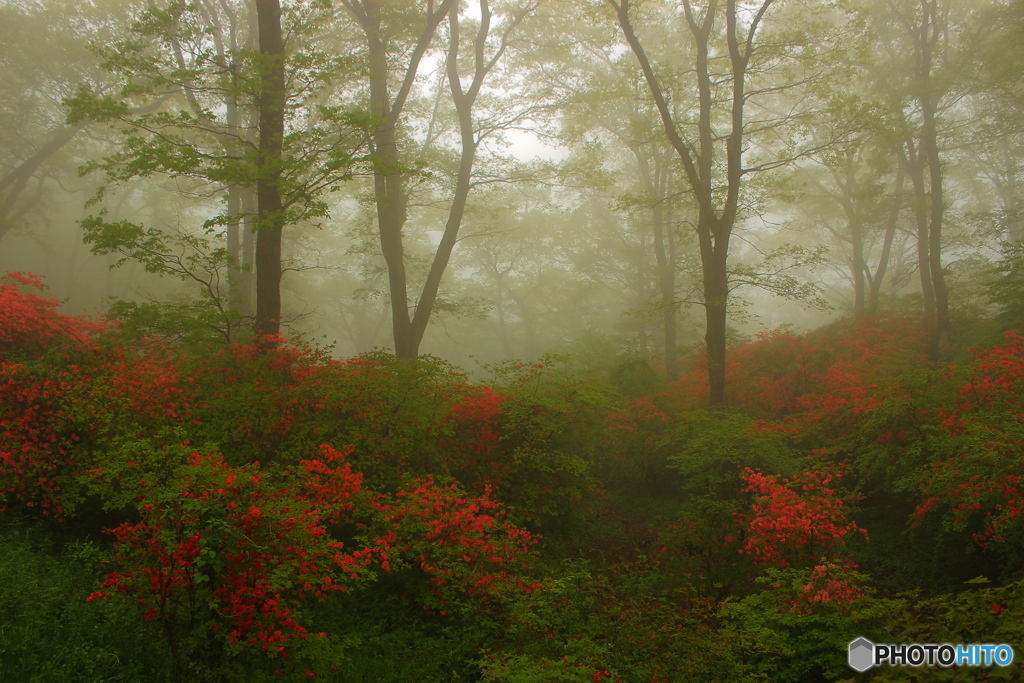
[6,271,1024,681]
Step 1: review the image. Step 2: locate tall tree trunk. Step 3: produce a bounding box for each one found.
[867,164,904,315]
[346,0,455,358]
[349,0,516,359]
[832,163,867,318]
[901,0,950,356]
[240,189,256,318]
[702,227,731,405]
[226,184,242,309]
[922,96,951,352]
[612,0,769,405]
[633,147,679,379]
[851,214,866,317]
[650,160,678,379]
[254,0,286,339]
[901,142,935,316]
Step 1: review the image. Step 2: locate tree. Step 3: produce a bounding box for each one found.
[253,0,286,337]
[799,138,910,317]
[969,0,1024,243]
[343,0,535,359]
[607,0,844,404]
[0,0,126,244]
[873,0,960,354]
[561,54,690,378]
[70,0,368,341]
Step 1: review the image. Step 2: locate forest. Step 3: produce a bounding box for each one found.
[2,0,1024,680]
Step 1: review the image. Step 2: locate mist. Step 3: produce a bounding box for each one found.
[4,0,1017,378]
[3,1,1024,678]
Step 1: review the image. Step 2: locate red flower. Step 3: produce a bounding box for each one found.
[992,603,1005,614]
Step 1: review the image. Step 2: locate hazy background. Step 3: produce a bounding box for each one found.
[2,0,1019,374]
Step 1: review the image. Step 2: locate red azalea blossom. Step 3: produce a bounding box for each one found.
[739,465,868,568]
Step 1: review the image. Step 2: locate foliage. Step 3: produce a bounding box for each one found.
[869,576,1024,682]
[481,560,744,683]
[675,315,931,428]
[909,332,1024,572]
[720,563,893,682]
[0,518,160,682]
[667,412,803,500]
[5,275,1024,680]
[0,272,101,358]
[739,464,869,569]
[86,446,371,675]
[82,215,244,344]
[984,239,1024,335]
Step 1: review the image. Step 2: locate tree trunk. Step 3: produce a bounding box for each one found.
[240,189,256,318]
[347,0,455,359]
[0,124,82,243]
[633,146,679,379]
[851,214,866,317]
[703,231,730,406]
[922,95,951,353]
[651,164,678,380]
[226,184,242,309]
[253,0,286,340]
[901,142,935,316]
[867,164,904,315]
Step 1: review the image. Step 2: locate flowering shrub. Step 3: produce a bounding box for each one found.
[88,445,372,674]
[82,437,543,676]
[0,338,195,520]
[739,465,868,568]
[439,381,597,525]
[0,273,109,517]
[602,393,681,491]
[719,563,891,682]
[12,270,1024,681]
[0,360,94,517]
[911,332,1024,554]
[783,559,866,614]
[675,315,929,426]
[365,477,538,612]
[0,272,102,358]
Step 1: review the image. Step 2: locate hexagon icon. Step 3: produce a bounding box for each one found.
[848,637,874,672]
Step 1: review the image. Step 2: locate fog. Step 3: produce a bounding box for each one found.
[2,0,1020,377]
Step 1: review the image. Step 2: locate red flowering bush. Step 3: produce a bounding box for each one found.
[440,386,510,487]
[365,477,539,612]
[739,464,868,568]
[675,315,929,426]
[910,332,1024,553]
[783,559,867,614]
[601,393,681,491]
[186,346,466,484]
[0,272,102,358]
[89,446,372,670]
[0,350,196,519]
[438,378,598,524]
[82,437,543,675]
[0,273,110,517]
[0,360,95,517]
